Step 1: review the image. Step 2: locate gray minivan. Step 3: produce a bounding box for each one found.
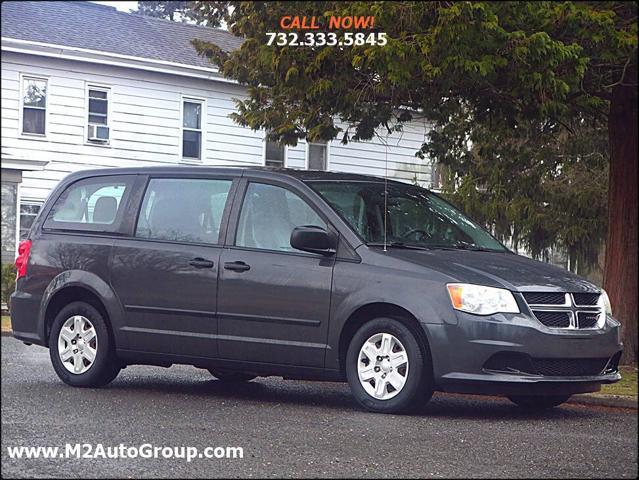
[10,167,622,413]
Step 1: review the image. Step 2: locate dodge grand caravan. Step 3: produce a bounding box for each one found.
[11,167,622,413]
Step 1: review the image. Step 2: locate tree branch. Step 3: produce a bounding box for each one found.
[602,54,635,89]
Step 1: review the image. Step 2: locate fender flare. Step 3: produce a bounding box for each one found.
[38,270,126,346]
[326,282,457,371]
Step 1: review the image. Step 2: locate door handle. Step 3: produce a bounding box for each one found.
[224,261,251,272]
[189,257,215,268]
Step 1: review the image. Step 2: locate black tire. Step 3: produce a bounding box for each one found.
[346,317,434,414]
[49,301,121,387]
[507,394,571,410]
[208,369,256,382]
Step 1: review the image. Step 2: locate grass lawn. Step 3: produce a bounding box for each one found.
[0,313,636,398]
[599,366,638,398]
[1,315,10,332]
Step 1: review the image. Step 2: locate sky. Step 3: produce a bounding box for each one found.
[91,1,138,13]
[90,1,227,28]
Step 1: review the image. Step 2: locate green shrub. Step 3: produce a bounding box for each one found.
[1,263,16,307]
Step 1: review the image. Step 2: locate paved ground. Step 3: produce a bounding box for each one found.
[1,337,637,478]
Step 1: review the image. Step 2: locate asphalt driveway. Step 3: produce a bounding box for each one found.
[1,336,637,478]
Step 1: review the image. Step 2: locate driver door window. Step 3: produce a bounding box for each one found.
[235,182,326,252]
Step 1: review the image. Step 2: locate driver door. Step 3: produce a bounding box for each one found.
[217,180,335,367]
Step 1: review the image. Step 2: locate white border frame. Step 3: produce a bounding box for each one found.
[180,95,206,163]
[18,73,49,139]
[262,132,288,167]
[84,83,112,146]
[305,141,330,171]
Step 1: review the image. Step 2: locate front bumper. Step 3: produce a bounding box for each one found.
[424,311,623,396]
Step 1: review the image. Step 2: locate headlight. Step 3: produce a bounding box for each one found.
[599,289,613,316]
[446,283,520,315]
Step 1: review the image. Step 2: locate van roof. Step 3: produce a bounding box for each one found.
[63,166,413,186]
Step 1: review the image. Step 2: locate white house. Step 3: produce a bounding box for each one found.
[0,1,434,263]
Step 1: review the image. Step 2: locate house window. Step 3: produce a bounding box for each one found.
[22,76,47,135]
[87,87,110,143]
[265,139,286,167]
[308,142,328,171]
[182,99,203,160]
[19,202,42,240]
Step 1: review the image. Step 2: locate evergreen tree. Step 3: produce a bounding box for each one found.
[189,2,637,363]
[134,1,209,24]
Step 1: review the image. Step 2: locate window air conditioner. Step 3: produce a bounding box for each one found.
[88,124,109,142]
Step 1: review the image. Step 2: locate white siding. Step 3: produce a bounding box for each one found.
[1,51,432,203]
[328,119,432,184]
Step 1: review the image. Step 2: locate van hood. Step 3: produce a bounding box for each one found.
[379,248,599,293]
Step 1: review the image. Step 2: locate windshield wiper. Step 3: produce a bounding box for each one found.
[368,241,501,253]
[428,241,497,252]
[367,242,432,251]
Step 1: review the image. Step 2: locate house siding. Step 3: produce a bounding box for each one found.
[2,51,432,204]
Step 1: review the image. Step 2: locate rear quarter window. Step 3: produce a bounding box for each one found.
[43,175,134,233]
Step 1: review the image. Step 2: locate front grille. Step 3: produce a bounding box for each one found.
[523,291,604,330]
[523,292,565,305]
[532,311,571,328]
[573,293,600,306]
[577,311,599,328]
[531,358,609,376]
[483,352,612,377]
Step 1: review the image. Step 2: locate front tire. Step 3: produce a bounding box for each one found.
[346,317,434,414]
[507,395,571,410]
[49,301,121,387]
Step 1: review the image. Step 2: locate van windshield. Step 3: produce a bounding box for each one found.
[308,181,506,252]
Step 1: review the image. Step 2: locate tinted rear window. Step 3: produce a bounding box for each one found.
[43,175,134,233]
[135,178,233,245]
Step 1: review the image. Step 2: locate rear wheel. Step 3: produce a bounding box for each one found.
[49,301,121,387]
[208,369,256,382]
[507,395,571,410]
[346,317,434,414]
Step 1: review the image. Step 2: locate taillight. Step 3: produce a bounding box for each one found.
[15,239,32,280]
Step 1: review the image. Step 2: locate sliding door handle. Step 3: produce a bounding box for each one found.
[189,258,215,268]
[224,261,251,272]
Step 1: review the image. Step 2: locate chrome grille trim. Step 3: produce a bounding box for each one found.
[523,292,604,330]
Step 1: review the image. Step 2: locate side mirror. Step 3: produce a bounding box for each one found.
[290,226,337,256]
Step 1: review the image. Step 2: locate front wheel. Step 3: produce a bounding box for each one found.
[49,301,121,387]
[507,395,571,410]
[346,317,434,414]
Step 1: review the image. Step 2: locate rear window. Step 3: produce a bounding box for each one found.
[43,175,133,233]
